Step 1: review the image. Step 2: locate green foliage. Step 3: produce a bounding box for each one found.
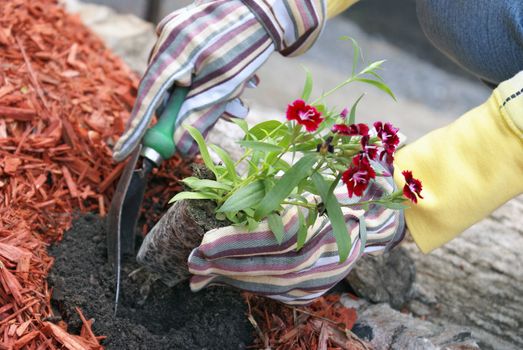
[296,208,308,250]
[311,173,351,262]
[254,154,318,220]
[301,68,313,102]
[349,94,365,125]
[185,125,217,176]
[170,39,412,262]
[217,180,266,213]
[268,213,285,244]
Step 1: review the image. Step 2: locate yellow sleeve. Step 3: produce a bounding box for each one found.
[393,71,523,253]
[327,0,360,18]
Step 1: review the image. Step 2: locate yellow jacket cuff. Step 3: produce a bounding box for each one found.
[393,71,523,253]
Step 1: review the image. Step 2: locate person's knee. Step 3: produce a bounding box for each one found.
[416,0,523,84]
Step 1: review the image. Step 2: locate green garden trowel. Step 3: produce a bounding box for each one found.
[107,87,189,314]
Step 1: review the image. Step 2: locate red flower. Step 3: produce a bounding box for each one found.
[402,170,423,203]
[342,156,376,198]
[360,135,378,160]
[286,99,324,132]
[332,123,369,137]
[374,122,400,164]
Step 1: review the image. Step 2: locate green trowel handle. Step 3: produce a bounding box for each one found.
[143,87,190,161]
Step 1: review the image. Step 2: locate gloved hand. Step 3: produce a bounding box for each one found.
[188,161,405,305]
[112,0,326,161]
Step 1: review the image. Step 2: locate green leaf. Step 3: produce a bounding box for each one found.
[231,118,249,134]
[368,70,385,82]
[248,151,261,177]
[225,211,241,224]
[237,140,284,153]
[354,78,396,101]
[360,60,385,75]
[318,115,336,132]
[268,213,285,244]
[248,120,286,140]
[184,125,217,176]
[243,208,255,216]
[311,173,328,199]
[306,205,318,228]
[271,158,291,172]
[182,177,232,191]
[218,180,265,212]
[296,209,307,250]
[213,166,227,177]
[350,37,361,76]
[340,36,362,76]
[215,212,227,221]
[288,140,318,153]
[315,104,327,114]
[301,67,313,102]
[262,178,275,194]
[210,145,238,182]
[348,94,365,125]
[254,154,318,220]
[311,173,351,262]
[247,217,260,232]
[327,173,342,198]
[169,191,221,203]
[297,178,313,196]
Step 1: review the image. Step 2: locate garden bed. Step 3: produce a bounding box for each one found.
[48,213,252,350]
[0,1,372,348]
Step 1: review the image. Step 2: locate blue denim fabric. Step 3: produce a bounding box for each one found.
[416,0,523,85]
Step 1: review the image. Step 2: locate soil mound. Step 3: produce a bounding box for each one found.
[49,214,252,349]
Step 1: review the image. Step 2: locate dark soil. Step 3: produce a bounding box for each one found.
[48,213,252,350]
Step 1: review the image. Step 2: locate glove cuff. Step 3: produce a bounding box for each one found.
[241,0,326,56]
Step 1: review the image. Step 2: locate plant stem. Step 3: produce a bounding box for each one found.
[341,199,378,207]
[311,77,355,105]
[282,201,316,209]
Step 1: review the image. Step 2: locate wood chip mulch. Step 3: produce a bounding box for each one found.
[245,293,370,350]
[0,1,190,348]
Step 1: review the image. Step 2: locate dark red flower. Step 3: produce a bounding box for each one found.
[374,121,400,164]
[286,99,324,132]
[342,156,376,198]
[332,123,369,137]
[402,170,423,203]
[360,135,378,160]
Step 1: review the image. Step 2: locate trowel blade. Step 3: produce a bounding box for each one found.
[107,145,149,313]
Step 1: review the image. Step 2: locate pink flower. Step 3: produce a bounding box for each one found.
[402,170,423,203]
[332,123,369,137]
[286,99,324,132]
[374,122,400,164]
[340,107,349,119]
[342,156,376,198]
[360,135,378,160]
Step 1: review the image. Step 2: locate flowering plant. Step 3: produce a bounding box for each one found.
[171,43,422,262]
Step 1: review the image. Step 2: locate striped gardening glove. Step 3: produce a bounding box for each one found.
[188,161,406,305]
[112,0,327,161]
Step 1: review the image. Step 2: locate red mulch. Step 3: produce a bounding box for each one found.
[0,1,365,349]
[245,293,369,350]
[0,0,189,348]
